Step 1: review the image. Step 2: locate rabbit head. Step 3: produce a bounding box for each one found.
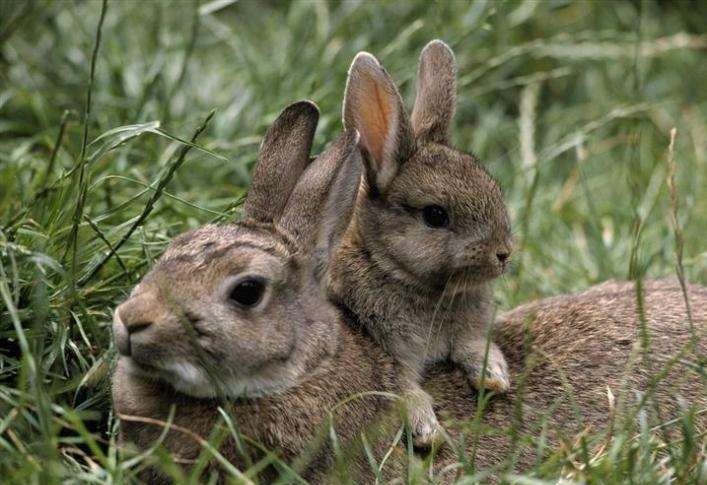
[342,40,511,293]
[113,101,362,399]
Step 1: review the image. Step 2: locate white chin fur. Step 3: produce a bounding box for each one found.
[126,358,298,399]
[164,362,216,398]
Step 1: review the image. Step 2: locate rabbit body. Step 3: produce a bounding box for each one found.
[111,102,404,483]
[327,40,512,447]
[112,313,402,484]
[425,278,706,481]
[115,267,705,483]
[330,233,508,444]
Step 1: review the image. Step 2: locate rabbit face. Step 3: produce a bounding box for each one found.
[359,143,512,292]
[341,43,512,294]
[112,101,362,401]
[113,224,320,399]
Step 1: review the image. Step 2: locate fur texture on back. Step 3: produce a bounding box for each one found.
[428,278,706,480]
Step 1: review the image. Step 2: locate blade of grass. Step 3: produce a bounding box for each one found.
[67,0,108,295]
[665,127,694,335]
[78,110,214,286]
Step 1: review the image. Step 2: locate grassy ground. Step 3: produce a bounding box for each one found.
[1,0,706,483]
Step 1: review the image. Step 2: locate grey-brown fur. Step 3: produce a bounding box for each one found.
[428,278,706,481]
[328,40,513,447]
[411,40,457,143]
[111,106,706,481]
[111,101,403,483]
[114,272,706,482]
[113,324,402,483]
[111,76,705,485]
[242,101,318,224]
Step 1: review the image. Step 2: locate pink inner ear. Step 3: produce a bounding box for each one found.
[356,72,394,167]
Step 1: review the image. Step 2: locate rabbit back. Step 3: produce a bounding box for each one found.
[427,278,706,479]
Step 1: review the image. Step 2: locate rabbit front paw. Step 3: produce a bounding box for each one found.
[469,353,510,393]
[404,391,444,449]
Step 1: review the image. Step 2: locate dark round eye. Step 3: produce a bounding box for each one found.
[229,278,265,307]
[422,205,449,228]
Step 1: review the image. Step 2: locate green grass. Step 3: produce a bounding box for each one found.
[1,0,706,483]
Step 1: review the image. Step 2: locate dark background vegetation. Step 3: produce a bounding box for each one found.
[1,0,705,483]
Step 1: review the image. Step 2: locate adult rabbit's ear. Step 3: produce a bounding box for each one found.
[411,40,457,144]
[279,129,362,274]
[343,52,414,194]
[242,101,319,223]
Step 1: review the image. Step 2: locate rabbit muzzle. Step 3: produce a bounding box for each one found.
[450,238,511,279]
[113,290,171,363]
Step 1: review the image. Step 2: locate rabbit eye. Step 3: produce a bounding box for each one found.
[422,205,449,228]
[229,278,266,308]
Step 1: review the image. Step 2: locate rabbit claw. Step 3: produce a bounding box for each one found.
[471,355,510,393]
[405,392,444,449]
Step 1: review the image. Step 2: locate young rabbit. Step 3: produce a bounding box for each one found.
[327,40,512,447]
[111,101,405,483]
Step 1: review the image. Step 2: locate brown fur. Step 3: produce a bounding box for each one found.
[428,278,706,481]
[111,101,403,483]
[114,274,706,483]
[111,74,705,485]
[113,324,403,483]
[411,40,457,143]
[111,103,705,480]
[242,101,318,224]
[329,40,513,447]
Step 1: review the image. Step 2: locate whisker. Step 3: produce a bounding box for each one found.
[424,272,456,357]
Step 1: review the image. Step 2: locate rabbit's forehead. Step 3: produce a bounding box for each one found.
[393,144,505,218]
[157,224,295,276]
[139,245,291,297]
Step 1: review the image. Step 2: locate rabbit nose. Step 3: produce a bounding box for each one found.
[113,311,132,356]
[113,293,158,356]
[122,315,152,334]
[495,239,513,265]
[119,300,154,333]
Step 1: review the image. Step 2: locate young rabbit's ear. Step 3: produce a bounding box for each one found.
[280,130,362,270]
[411,39,457,144]
[242,101,319,223]
[343,52,414,193]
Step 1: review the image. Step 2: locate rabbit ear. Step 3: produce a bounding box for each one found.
[411,40,456,144]
[242,101,319,223]
[343,52,414,193]
[280,130,362,267]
